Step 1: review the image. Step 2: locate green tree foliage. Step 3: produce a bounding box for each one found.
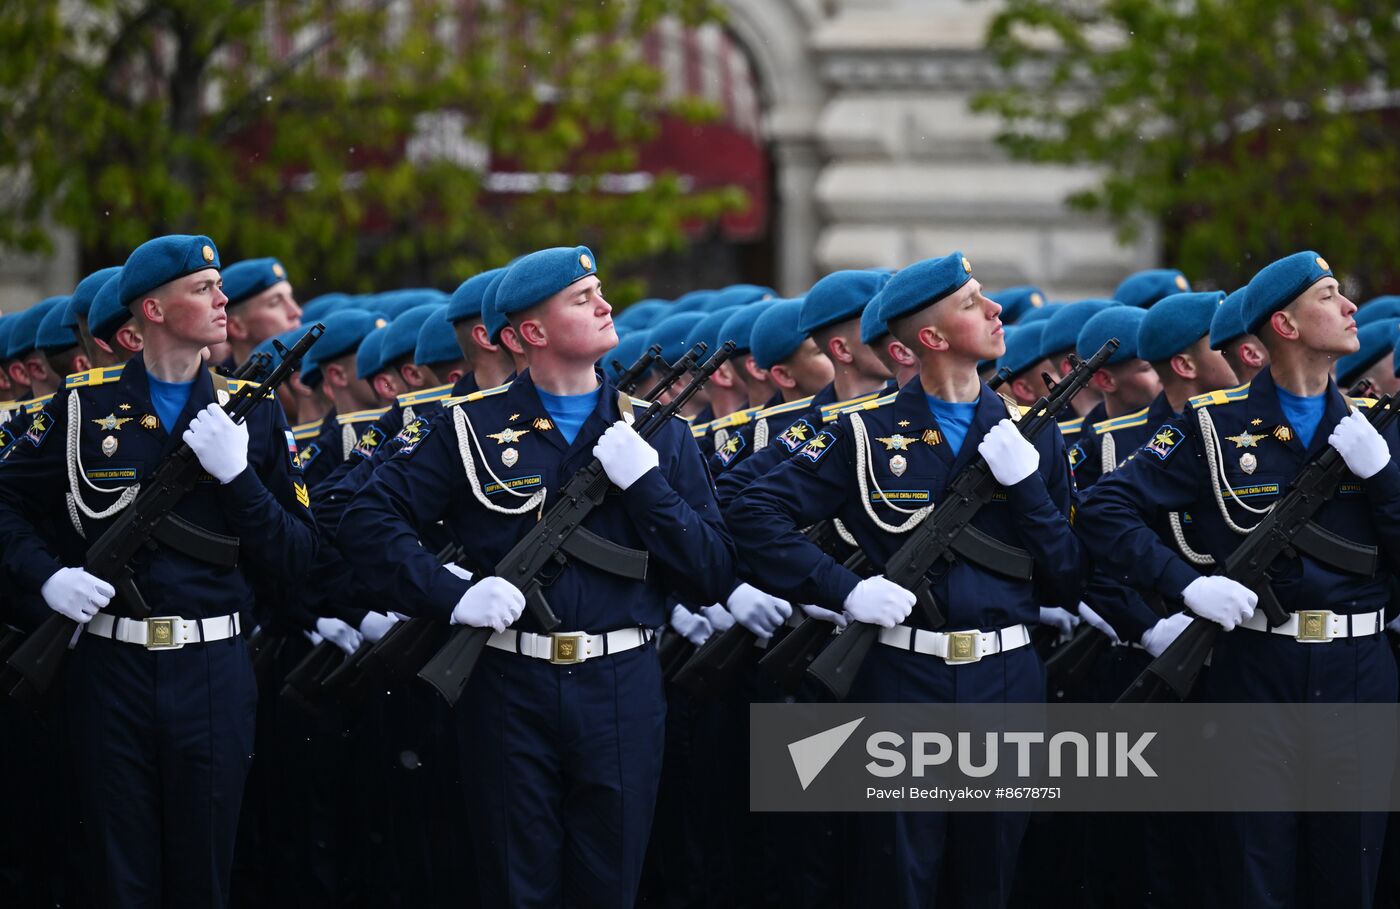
[975,0,1400,293]
[0,0,744,298]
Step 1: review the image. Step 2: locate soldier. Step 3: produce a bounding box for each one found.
[295,308,385,490]
[996,322,1055,408]
[0,234,315,906]
[1210,288,1270,386]
[62,266,123,365]
[986,285,1049,326]
[1079,251,1400,906]
[1068,306,1161,489]
[339,245,735,906]
[444,267,513,394]
[220,258,303,369]
[6,296,68,404]
[728,251,1085,907]
[1038,299,1118,420]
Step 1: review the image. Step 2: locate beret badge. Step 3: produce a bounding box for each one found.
[962,257,972,274]
[273,263,285,278]
[1316,256,1329,271]
[579,253,593,270]
[1175,275,1188,290]
[202,245,215,263]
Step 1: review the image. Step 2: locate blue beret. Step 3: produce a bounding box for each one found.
[300,292,349,324]
[1337,319,1399,387]
[376,289,447,320]
[446,268,506,324]
[7,297,66,359]
[860,288,891,344]
[36,297,79,354]
[303,308,383,388]
[1040,300,1119,361]
[987,286,1048,325]
[713,285,775,309]
[1016,303,1061,327]
[88,272,130,342]
[647,313,706,366]
[719,303,769,355]
[355,326,393,380]
[222,258,289,306]
[614,299,668,330]
[1114,269,1191,309]
[0,317,13,362]
[877,251,974,324]
[1136,292,1224,362]
[1078,307,1148,365]
[1355,296,1400,328]
[376,302,442,369]
[751,298,810,370]
[496,246,597,316]
[685,307,743,361]
[1209,289,1249,350]
[1242,251,1334,335]
[799,270,887,334]
[415,306,464,367]
[670,290,714,314]
[482,270,511,343]
[999,323,1048,377]
[118,235,221,308]
[65,266,123,328]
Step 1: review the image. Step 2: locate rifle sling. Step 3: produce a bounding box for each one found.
[149,513,241,568]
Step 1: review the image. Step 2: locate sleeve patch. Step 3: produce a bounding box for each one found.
[294,482,310,508]
[350,424,385,460]
[284,429,300,471]
[24,411,54,448]
[394,418,432,456]
[776,418,816,453]
[293,441,321,469]
[1144,424,1184,461]
[1067,441,1084,469]
[714,431,746,467]
[797,430,837,464]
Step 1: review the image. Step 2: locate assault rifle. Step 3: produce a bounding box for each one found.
[613,344,663,396]
[4,325,325,700]
[806,340,1118,700]
[417,342,736,706]
[1119,392,1399,702]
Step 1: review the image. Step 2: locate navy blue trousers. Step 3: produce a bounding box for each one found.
[67,633,257,908]
[1204,628,1398,909]
[459,641,666,908]
[848,642,1044,909]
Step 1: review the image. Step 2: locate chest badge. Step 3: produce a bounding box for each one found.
[876,433,915,451]
[502,447,519,467]
[1239,452,1258,474]
[488,427,530,445]
[101,435,118,457]
[1273,425,1293,443]
[1225,431,1264,448]
[118,403,131,411]
[921,429,943,446]
[139,414,160,430]
[889,454,908,477]
[92,413,133,432]
[533,417,554,432]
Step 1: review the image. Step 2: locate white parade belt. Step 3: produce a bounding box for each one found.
[85,613,241,650]
[877,622,1031,665]
[486,627,654,665]
[1239,608,1382,643]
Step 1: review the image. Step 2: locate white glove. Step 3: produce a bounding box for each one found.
[700,604,735,633]
[842,575,916,628]
[1038,606,1080,640]
[978,418,1039,486]
[1076,602,1121,644]
[449,576,525,633]
[1140,612,1194,658]
[443,563,474,581]
[1328,411,1391,480]
[670,604,713,647]
[358,611,399,643]
[725,583,792,640]
[315,617,363,655]
[304,630,323,646]
[801,602,848,628]
[182,403,249,484]
[593,420,659,490]
[40,567,115,623]
[1181,575,1257,631]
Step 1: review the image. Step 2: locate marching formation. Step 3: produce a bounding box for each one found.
[1,236,1399,908]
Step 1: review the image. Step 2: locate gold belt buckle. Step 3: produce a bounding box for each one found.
[945,631,981,664]
[145,617,184,650]
[549,632,585,665]
[1295,611,1333,643]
